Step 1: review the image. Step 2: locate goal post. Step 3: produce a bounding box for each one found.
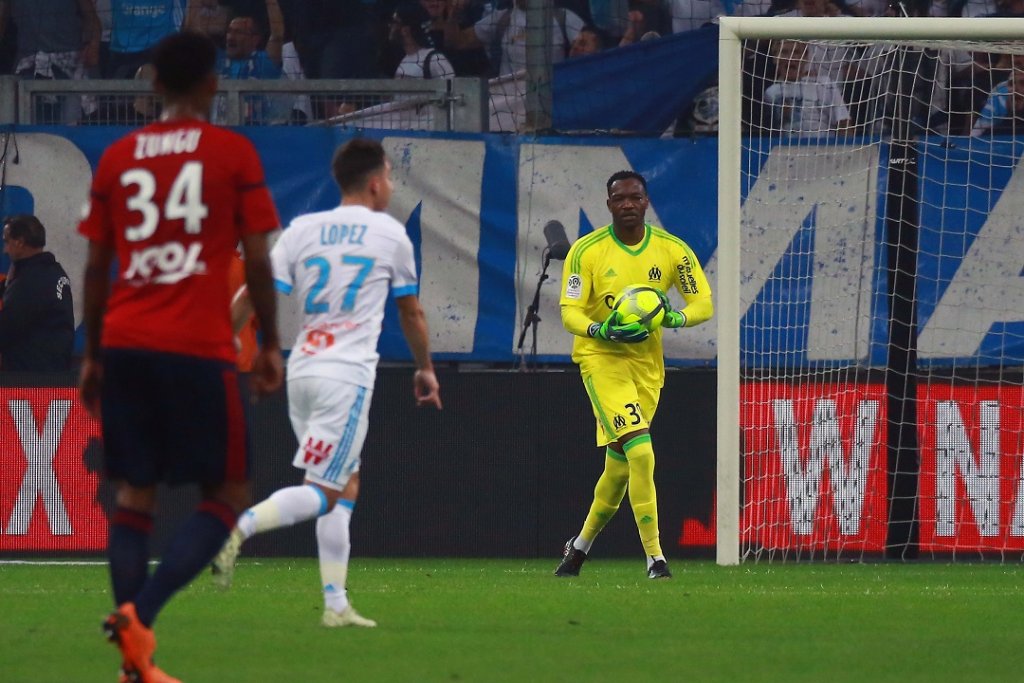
[717,17,1024,565]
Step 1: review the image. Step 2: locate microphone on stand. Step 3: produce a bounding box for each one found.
[518,220,573,369]
[543,220,571,265]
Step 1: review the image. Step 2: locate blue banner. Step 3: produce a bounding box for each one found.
[552,25,719,135]
[2,126,1021,367]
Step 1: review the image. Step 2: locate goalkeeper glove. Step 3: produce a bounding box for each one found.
[662,309,687,328]
[655,289,687,329]
[588,311,649,343]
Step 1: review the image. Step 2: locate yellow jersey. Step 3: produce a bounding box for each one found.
[559,223,713,387]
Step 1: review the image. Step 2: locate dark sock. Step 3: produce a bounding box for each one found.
[134,500,236,627]
[108,507,154,606]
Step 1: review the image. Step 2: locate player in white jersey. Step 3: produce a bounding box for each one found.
[211,138,442,628]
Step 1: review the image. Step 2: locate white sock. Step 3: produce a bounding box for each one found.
[237,485,327,539]
[646,554,666,569]
[317,501,354,613]
[573,535,594,553]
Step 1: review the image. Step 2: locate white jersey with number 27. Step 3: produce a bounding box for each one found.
[270,204,418,387]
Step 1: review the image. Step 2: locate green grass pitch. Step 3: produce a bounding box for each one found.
[3,558,1023,683]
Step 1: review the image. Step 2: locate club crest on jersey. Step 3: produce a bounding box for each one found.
[613,414,627,431]
[302,438,334,466]
[565,274,583,299]
[123,241,206,285]
[648,266,662,281]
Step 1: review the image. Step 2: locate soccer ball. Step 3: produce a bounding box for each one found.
[613,284,666,331]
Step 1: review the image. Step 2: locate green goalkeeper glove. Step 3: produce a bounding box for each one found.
[588,311,649,343]
[662,309,686,328]
[655,290,687,329]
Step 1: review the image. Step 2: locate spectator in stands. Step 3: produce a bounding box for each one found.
[628,0,671,34]
[285,0,380,80]
[982,0,1024,14]
[275,0,381,120]
[392,2,454,80]
[444,0,584,130]
[184,0,232,48]
[619,1,670,45]
[665,0,725,33]
[92,0,112,76]
[847,0,972,135]
[214,0,287,124]
[280,37,312,123]
[763,39,852,137]
[444,0,584,77]
[421,0,491,76]
[0,215,74,372]
[949,0,998,15]
[387,2,455,129]
[844,0,889,14]
[569,24,611,58]
[774,0,857,84]
[0,0,101,123]
[772,0,848,14]
[220,6,284,78]
[588,0,628,40]
[559,0,596,25]
[107,0,181,78]
[972,53,1024,136]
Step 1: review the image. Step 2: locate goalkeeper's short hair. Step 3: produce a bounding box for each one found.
[606,170,647,194]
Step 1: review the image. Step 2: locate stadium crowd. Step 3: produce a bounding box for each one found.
[0,0,1022,133]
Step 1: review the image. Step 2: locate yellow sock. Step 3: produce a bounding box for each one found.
[623,434,662,557]
[579,448,630,544]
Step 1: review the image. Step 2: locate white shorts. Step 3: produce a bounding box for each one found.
[287,376,372,492]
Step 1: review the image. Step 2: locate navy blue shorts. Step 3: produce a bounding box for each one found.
[100,348,250,487]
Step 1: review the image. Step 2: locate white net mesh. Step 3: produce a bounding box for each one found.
[735,34,1024,561]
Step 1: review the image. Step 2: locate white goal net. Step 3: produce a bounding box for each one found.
[717,17,1024,563]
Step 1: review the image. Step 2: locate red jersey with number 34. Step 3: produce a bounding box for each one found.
[78,118,279,363]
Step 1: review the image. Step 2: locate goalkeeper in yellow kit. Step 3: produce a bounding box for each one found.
[554,170,713,579]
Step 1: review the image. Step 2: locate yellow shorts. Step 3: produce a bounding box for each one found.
[580,367,661,447]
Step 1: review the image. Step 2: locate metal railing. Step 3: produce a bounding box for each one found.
[1,76,489,132]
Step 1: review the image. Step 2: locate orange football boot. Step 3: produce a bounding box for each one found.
[103,603,182,683]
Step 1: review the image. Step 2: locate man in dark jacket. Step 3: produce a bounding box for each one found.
[0,215,75,371]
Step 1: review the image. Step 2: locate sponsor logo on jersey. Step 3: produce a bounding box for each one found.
[299,322,358,356]
[302,437,334,466]
[648,265,662,281]
[300,328,336,355]
[677,258,697,294]
[123,241,206,285]
[565,273,583,299]
[604,268,617,277]
[55,276,71,300]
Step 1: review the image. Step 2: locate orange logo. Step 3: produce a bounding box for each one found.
[301,329,335,355]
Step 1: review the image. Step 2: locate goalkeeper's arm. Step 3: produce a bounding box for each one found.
[562,305,599,338]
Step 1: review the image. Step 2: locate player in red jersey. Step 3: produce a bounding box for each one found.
[77,31,283,683]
